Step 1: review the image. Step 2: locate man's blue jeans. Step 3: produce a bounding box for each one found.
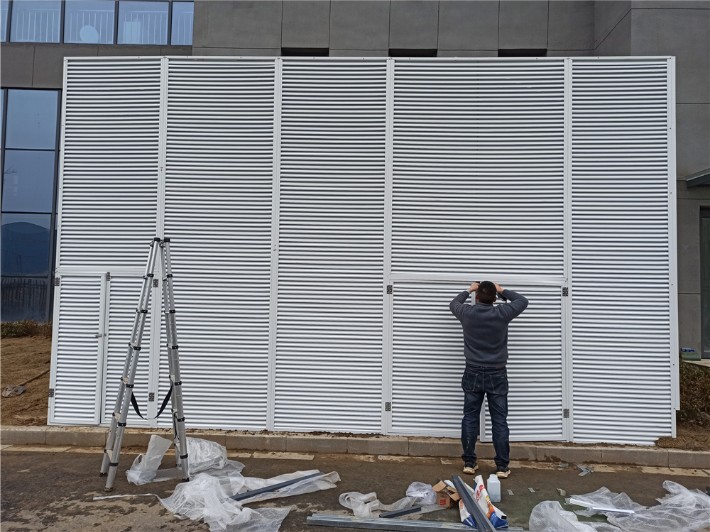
[461,365,510,469]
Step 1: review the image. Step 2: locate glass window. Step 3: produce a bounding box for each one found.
[10,0,61,43]
[118,1,168,45]
[1,0,9,42]
[1,213,52,275]
[65,0,116,44]
[2,150,56,212]
[171,1,193,45]
[5,89,59,150]
[1,277,50,322]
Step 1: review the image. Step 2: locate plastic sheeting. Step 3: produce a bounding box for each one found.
[160,469,340,532]
[127,435,243,485]
[530,481,710,532]
[122,437,339,531]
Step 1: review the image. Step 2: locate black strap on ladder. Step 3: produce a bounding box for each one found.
[130,385,173,420]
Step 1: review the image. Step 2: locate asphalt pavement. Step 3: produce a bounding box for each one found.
[2,445,709,531]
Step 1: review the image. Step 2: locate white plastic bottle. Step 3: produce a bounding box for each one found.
[487,474,501,503]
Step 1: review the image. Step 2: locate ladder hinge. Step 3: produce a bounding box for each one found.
[385,402,391,412]
[386,285,392,294]
[562,287,569,297]
[563,408,570,418]
[149,392,155,402]
[48,388,55,398]
[106,272,111,282]
[153,278,159,288]
[54,277,60,286]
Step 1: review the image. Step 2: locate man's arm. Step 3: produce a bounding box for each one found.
[449,282,478,320]
[494,283,528,322]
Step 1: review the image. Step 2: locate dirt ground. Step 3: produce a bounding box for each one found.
[2,335,710,450]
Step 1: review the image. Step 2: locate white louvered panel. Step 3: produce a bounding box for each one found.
[482,285,563,440]
[392,60,565,276]
[391,283,466,435]
[570,59,673,444]
[59,59,160,267]
[102,276,153,426]
[160,59,275,429]
[50,276,102,424]
[275,60,386,432]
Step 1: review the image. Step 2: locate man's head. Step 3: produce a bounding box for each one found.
[476,281,497,304]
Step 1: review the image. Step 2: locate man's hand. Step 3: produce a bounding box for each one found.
[494,283,504,294]
[468,282,479,293]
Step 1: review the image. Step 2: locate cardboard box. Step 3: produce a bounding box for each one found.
[432,480,460,508]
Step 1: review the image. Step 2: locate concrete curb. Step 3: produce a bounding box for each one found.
[2,425,709,469]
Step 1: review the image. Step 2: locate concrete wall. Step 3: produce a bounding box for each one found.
[1,0,707,352]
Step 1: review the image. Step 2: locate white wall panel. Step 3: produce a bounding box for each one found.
[53,57,676,445]
[570,59,675,444]
[161,59,275,429]
[274,60,387,432]
[391,60,566,276]
[49,276,102,424]
[58,59,160,268]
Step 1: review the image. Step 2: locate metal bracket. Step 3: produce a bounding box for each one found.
[562,287,569,297]
[106,272,111,282]
[153,278,159,288]
[149,393,155,402]
[385,402,391,412]
[386,285,392,294]
[563,408,569,418]
[48,388,55,398]
[54,277,60,287]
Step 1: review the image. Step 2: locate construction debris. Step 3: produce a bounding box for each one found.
[308,513,474,530]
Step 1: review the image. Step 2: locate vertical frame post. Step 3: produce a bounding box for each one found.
[382,58,395,434]
[562,57,574,442]
[267,58,282,431]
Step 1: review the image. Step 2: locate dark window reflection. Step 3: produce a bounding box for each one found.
[10,0,61,43]
[1,213,52,276]
[65,0,116,44]
[1,277,50,322]
[6,90,59,150]
[118,1,168,45]
[2,150,56,212]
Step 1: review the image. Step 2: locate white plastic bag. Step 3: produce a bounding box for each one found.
[406,481,437,505]
[126,435,173,485]
[187,437,228,474]
[339,491,416,518]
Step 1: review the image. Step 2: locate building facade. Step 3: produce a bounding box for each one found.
[1,0,709,358]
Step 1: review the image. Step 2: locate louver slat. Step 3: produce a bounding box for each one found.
[58,59,160,267]
[102,276,152,426]
[391,60,566,275]
[483,286,563,440]
[50,276,102,424]
[571,59,673,445]
[160,59,275,429]
[274,60,387,432]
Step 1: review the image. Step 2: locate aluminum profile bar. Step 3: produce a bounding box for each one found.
[230,471,323,501]
[307,514,473,530]
[450,476,496,532]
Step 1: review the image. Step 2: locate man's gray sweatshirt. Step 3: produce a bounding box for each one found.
[449,289,529,368]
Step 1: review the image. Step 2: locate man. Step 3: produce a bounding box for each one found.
[449,281,528,478]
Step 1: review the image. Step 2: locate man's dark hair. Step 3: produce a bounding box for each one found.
[476,281,497,304]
